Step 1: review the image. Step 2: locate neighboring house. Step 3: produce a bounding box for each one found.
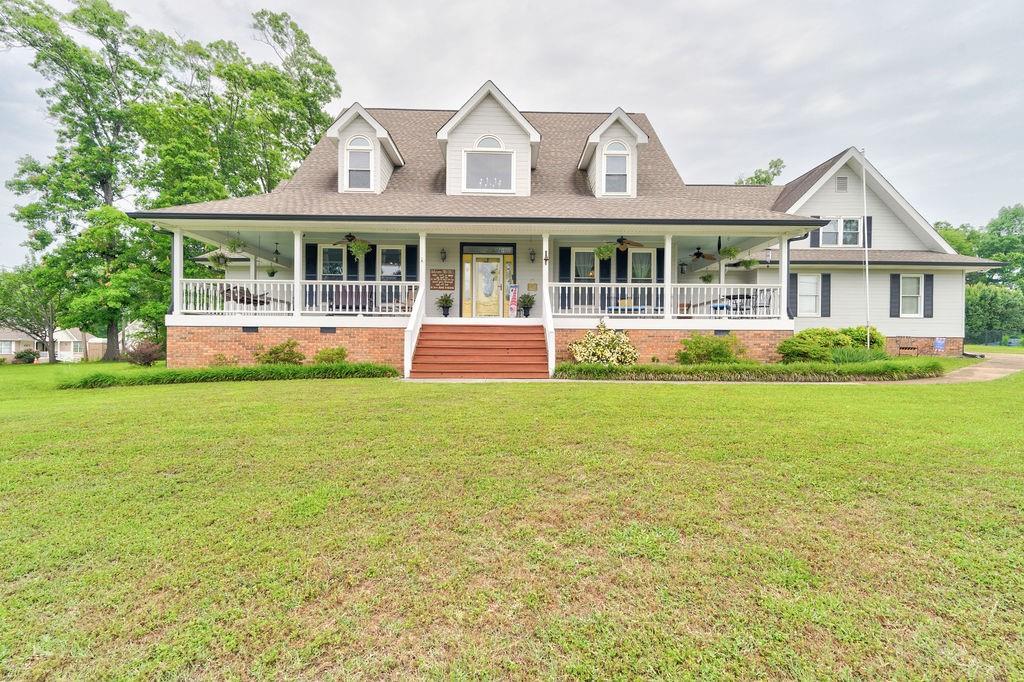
[0,328,41,362]
[130,81,999,377]
[51,328,107,362]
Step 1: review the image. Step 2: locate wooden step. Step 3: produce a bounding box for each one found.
[410,370,550,379]
[411,323,550,379]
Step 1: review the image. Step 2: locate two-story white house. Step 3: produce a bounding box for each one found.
[132,81,998,377]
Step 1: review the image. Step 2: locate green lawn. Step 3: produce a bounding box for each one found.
[1,362,1022,678]
[967,343,1024,354]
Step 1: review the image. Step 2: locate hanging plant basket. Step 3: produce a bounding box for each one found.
[699,273,715,284]
[207,252,230,267]
[718,246,740,260]
[227,237,246,253]
[739,258,758,270]
[266,267,278,278]
[594,243,617,261]
[347,239,371,260]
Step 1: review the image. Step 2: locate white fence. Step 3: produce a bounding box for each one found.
[548,284,782,319]
[303,281,419,315]
[181,279,294,315]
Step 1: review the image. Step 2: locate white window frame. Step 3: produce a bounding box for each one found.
[900,274,924,318]
[72,341,84,354]
[343,135,374,192]
[0,340,13,355]
[820,216,862,248]
[627,248,655,283]
[377,245,406,282]
[570,248,597,283]
[318,244,348,281]
[797,273,821,317]
[602,140,630,196]
[463,135,515,194]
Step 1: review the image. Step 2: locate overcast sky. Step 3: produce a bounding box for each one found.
[1,0,1021,266]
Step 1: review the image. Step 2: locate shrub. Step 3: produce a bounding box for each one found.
[125,341,164,366]
[777,327,852,362]
[253,339,305,365]
[567,322,638,365]
[553,358,945,382]
[210,353,239,367]
[60,362,399,389]
[839,325,886,349]
[831,346,889,363]
[12,349,40,364]
[313,346,348,364]
[0,358,6,365]
[676,333,745,364]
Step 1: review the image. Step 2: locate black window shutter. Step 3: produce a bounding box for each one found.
[820,273,831,317]
[924,274,934,318]
[346,248,360,281]
[364,245,377,281]
[890,274,901,317]
[655,248,665,283]
[865,216,873,248]
[615,248,628,283]
[598,257,611,283]
[558,247,571,282]
[810,216,820,248]
[304,243,318,280]
[787,272,798,318]
[405,244,418,282]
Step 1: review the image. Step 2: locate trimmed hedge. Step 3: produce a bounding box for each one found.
[553,359,945,382]
[60,362,399,389]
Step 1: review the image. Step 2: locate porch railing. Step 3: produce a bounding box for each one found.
[548,283,782,319]
[181,279,294,315]
[673,284,781,319]
[302,281,419,315]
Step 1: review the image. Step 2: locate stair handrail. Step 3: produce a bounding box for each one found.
[542,283,556,376]
[403,285,427,378]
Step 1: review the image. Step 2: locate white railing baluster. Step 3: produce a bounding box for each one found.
[547,283,783,320]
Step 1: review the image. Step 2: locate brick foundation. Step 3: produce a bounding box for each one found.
[885,336,963,357]
[555,328,793,364]
[167,326,404,369]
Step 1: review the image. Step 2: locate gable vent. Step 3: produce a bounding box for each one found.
[836,176,849,193]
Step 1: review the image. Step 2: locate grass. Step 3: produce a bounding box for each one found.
[1,361,1023,678]
[967,344,1024,354]
[59,361,398,389]
[554,358,948,382]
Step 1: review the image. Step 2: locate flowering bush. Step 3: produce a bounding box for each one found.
[567,322,638,365]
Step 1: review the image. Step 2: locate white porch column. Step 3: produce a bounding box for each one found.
[292,229,302,316]
[541,233,551,314]
[663,234,672,319]
[778,234,789,319]
[171,228,183,313]
[419,231,427,293]
[718,253,726,283]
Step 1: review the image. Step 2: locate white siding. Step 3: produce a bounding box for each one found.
[791,164,926,250]
[587,122,639,198]
[335,117,394,194]
[445,95,532,196]
[793,267,964,337]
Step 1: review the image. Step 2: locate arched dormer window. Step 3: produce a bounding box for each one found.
[603,141,629,195]
[464,135,514,193]
[345,135,372,190]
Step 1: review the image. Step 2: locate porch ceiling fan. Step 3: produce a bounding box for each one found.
[691,247,717,262]
[330,233,358,246]
[615,236,643,251]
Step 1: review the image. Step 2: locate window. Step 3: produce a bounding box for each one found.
[345,135,372,190]
[820,217,861,247]
[797,274,821,316]
[72,341,83,354]
[378,246,404,281]
[464,136,513,192]
[0,341,12,355]
[628,249,654,283]
[836,176,848,193]
[320,245,346,281]
[571,249,596,282]
[901,274,923,317]
[603,141,629,194]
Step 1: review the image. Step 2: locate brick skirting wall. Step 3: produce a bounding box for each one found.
[555,329,793,364]
[167,326,404,369]
[885,336,964,357]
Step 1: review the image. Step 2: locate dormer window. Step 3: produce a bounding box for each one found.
[603,141,630,194]
[464,135,514,193]
[345,135,372,190]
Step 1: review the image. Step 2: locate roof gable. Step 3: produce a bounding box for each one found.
[436,81,541,168]
[326,103,404,166]
[577,107,650,170]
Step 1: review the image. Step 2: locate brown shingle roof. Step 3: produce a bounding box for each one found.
[133,109,820,225]
[771,148,852,212]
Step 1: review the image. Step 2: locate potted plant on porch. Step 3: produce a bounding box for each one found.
[436,293,453,317]
[519,293,535,317]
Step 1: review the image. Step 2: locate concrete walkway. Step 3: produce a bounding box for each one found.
[907,353,1024,384]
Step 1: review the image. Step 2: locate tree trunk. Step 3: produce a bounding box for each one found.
[103,319,120,361]
[46,325,57,363]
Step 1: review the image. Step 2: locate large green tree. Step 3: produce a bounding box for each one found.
[965,283,1024,340]
[974,205,1024,290]
[736,159,785,186]
[0,263,70,362]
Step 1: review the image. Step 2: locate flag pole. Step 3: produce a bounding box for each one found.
[861,148,870,349]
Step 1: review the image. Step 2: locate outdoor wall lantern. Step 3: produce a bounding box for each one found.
[440,247,447,262]
[529,248,536,263]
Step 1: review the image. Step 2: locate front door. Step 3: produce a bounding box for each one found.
[461,246,515,317]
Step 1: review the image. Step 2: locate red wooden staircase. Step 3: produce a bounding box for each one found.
[410,324,549,379]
